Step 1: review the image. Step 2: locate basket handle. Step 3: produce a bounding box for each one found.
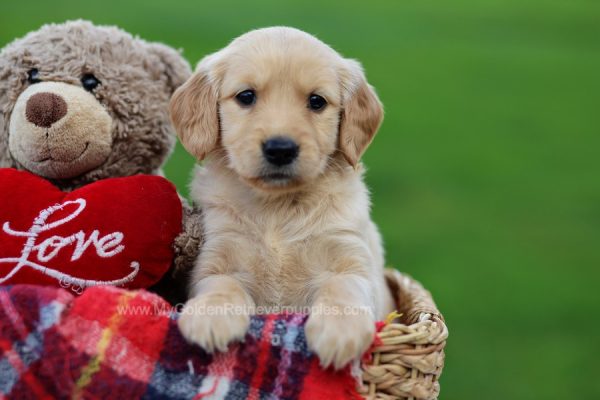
[384,269,444,325]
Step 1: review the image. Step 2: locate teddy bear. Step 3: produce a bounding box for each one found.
[0,20,201,305]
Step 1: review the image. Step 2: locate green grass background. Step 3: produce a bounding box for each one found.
[2,0,599,398]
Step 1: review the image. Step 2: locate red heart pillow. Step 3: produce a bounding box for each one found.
[0,168,182,292]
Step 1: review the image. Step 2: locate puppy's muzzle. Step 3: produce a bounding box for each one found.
[262,136,299,166]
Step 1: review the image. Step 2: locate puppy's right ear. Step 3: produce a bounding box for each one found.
[169,62,220,161]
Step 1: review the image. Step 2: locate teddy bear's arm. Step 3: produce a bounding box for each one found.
[174,198,203,275]
[150,197,203,305]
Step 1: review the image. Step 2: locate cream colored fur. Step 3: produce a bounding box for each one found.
[172,27,394,369]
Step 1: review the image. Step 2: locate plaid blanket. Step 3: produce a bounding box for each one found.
[0,285,362,400]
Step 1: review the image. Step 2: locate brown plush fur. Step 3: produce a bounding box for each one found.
[0,20,190,189]
[0,20,200,304]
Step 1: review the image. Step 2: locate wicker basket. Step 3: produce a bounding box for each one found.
[359,269,448,400]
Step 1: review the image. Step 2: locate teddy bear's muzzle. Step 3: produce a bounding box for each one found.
[8,81,113,180]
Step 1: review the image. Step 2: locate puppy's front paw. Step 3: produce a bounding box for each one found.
[178,293,250,353]
[305,307,375,370]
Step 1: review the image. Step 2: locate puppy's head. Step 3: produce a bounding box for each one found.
[171,27,383,193]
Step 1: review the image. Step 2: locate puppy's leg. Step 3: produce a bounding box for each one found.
[178,274,254,352]
[305,273,376,369]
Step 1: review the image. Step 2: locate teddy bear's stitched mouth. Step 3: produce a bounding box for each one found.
[29,142,90,164]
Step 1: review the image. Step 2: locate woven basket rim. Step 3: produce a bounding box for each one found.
[359,269,448,400]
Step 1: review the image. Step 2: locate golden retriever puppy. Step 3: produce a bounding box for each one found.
[170,27,394,369]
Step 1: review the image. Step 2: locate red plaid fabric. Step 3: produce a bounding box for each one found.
[0,285,362,399]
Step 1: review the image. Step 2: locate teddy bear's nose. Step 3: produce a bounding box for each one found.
[25,92,68,128]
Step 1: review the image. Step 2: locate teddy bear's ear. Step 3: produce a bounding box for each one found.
[147,43,192,95]
[0,56,12,167]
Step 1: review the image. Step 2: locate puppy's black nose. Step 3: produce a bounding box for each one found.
[262,137,299,166]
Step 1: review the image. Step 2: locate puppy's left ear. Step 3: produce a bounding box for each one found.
[339,60,383,167]
[147,43,192,94]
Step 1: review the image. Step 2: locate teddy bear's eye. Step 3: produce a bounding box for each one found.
[27,69,41,84]
[81,74,101,92]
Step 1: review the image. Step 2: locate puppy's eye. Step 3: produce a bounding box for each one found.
[81,74,101,92]
[235,90,256,106]
[308,94,327,111]
[27,68,41,84]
